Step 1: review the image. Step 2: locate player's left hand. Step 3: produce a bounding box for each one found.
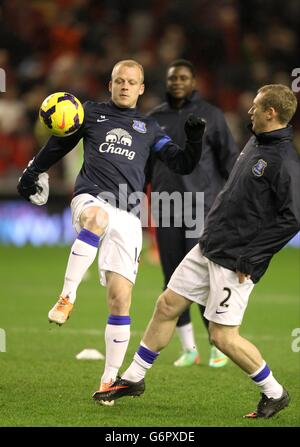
[184,115,206,142]
[236,271,251,283]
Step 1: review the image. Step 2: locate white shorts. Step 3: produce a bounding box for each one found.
[71,193,142,286]
[167,245,254,326]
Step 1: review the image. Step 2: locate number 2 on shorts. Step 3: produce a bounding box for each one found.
[220,287,231,308]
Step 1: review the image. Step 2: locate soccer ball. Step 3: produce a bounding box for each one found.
[39,92,84,137]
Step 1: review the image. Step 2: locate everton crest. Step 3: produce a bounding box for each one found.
[252,159,267,177]
[132,120,147,133]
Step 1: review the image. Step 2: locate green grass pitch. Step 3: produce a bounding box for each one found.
[0,245,299,427]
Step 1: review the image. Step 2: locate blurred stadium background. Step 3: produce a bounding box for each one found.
[0,0,299,427]
[0,0,300,246]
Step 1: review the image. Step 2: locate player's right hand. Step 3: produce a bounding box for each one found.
[17,168,39,201]
[17,161,49,205]
[184,115,206,142]
[236,271,251,284]
[29,173,49,206]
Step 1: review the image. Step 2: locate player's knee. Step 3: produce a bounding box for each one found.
[209,324,234,353]
[209,325,226,351]
[80,207,109,236]
[108,290,131,314]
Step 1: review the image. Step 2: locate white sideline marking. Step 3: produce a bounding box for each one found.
[0,328,6,352]
[9,327,293,341]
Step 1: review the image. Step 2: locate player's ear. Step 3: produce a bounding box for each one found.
[139,83,145,96]
[266,106,276,120]
[108,80,112,93]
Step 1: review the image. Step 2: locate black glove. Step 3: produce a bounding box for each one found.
[17,167,40,201]
[184,115,206,142]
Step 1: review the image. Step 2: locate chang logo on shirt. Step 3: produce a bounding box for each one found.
[252,159,267,177]
[99,128,136,160]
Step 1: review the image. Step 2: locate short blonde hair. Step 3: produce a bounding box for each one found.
[258,84,297,124]
[111,59,144,83]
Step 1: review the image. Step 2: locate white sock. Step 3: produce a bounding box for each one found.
[61,238,98,304]
[249,361,283,399]
[101,318,131,383]
[176,323,197,352]
[122,341,159,382]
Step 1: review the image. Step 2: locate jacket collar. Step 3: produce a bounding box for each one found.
[249,124,293,144]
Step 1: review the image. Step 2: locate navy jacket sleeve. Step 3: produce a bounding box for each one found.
[150,121,203,175]
[236,158,300,275]
[210,110,239,179]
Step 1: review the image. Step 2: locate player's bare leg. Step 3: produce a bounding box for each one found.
[48,206,108,325]
[209,323,263,373]
[93,289,190,402]
[95,272,133,406]
[142,289,190,352]
[209,322,289,417]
